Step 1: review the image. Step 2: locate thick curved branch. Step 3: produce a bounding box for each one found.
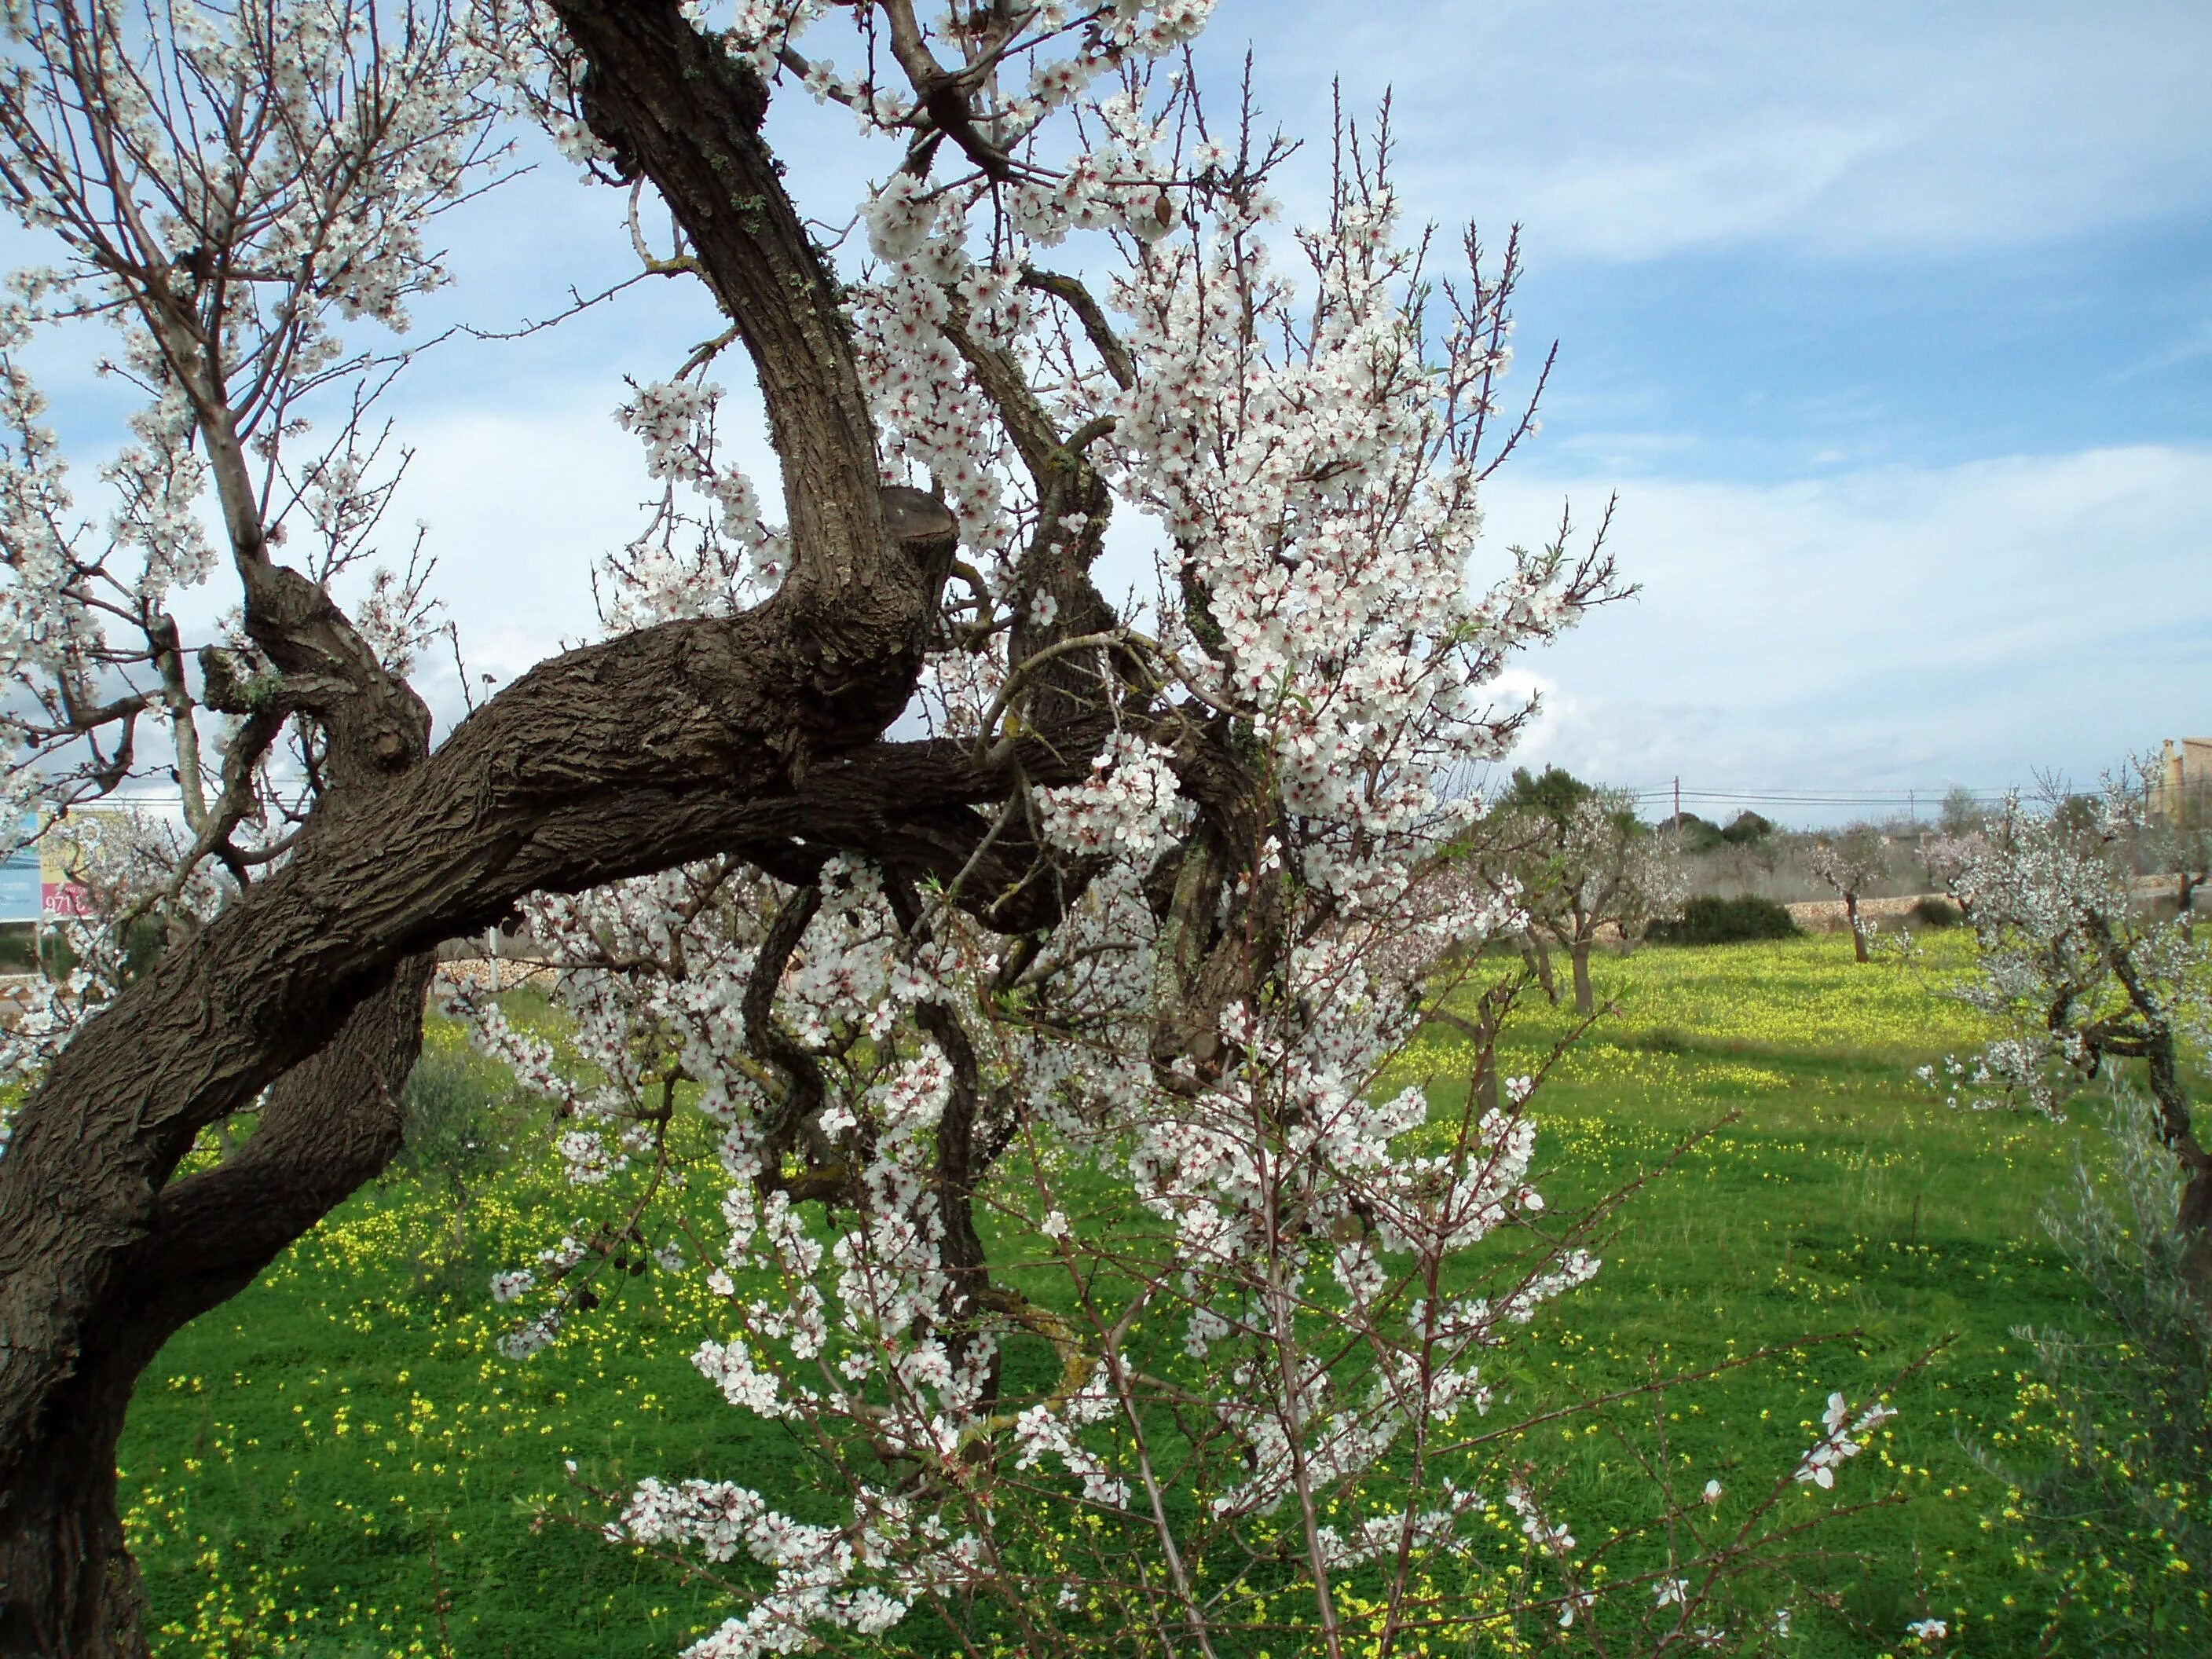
[0,637,1098,1477]
[1019,267,1136,391]
[122,958,435,1315]
[742,884,830,1158]
[552,0,928,703]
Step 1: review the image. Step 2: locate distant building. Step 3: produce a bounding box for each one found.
[2152,738,2212,826]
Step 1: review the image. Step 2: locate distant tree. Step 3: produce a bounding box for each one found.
[1721,811,1774,845]
[1654,810,1726,852]
[1809,828,1888,964]
[2052,791,2104,837]
[1497,784,1686,1013]
[1912,830,1986,925]
[1498,763,1595,822]
[1930,773,2212,1651]
[1709,811,1782,888]
[1492,765,1591,998]
[1939,786,1987,838]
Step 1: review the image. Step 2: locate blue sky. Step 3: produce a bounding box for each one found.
[30,0,2212,824]
[1209,0,2212,817]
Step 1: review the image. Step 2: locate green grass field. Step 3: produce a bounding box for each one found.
[117,933,2130,1657]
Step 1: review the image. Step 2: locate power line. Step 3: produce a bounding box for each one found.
[1621,787,2020,807]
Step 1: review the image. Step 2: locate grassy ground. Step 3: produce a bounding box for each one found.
[117,933,2115,1657]
[1413,934,2093,1654]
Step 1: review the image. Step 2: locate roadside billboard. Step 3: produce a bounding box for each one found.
[0,803,159,925]
[39,821,94,918]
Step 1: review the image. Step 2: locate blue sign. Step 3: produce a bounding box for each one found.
[0,815,39,924]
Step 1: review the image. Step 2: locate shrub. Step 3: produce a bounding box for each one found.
[386,1041,530,1291]
[1977,1091,2212,1654]
[1908,895,1962,928]
[1655,811,1727,852]
[1646,894,1800,946]
[390,1041,524,1196]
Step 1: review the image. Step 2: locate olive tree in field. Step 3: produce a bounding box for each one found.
[0,5,1909,1655]
[1492,766,1684,1014]
[1808,828,1887,964]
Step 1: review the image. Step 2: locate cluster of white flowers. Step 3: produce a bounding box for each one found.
[1793,1390,1898,1491]
[1035,733,1183,855]
[414,9,1914,1653]
[614,1475,975,1659]
[602,378,786,627]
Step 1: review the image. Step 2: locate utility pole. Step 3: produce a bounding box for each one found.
[1673,775,1680,829]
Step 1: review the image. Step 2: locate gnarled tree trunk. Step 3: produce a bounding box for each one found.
[0,8,992,1650]
[1,965,430,1657]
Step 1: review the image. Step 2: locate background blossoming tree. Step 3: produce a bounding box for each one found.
[1809,828,1888,965]
[1487,764,1685,1015]
[0,5,1901,1656]
[1944,778,2212,1296]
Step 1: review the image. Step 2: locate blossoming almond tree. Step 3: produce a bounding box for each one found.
[0,4,1897,1654]
[1809,829,1888,965]
[1940,777,2212,1298]
[1486,769,1685,1015]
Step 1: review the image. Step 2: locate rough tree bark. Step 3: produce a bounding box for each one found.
[0,6,1026,1650]
[0,966,434,1657]
[1844,891,1870,964]
[1570,938,1595,1016]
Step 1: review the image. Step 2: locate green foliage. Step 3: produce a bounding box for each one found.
[1646,893,1800,945]
[1939,787,1987,838]
[1976,1092,2212,1654]
[1498,763,1595,827]
[1721,811,1776,845]
[386,1039,525,1199]
[1657,811,1727,851]
[114,939,2105,1657]
[384,1037,533,1296]
[1908,895,1962,930]
[2050,793,2101,838]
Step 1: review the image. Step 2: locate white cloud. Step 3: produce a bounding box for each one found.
[1498,120,1897,265]
[1221,0,2212,262]
[379,398,645,731]
[370,378,2212,819]
[1486,444,2212,807]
